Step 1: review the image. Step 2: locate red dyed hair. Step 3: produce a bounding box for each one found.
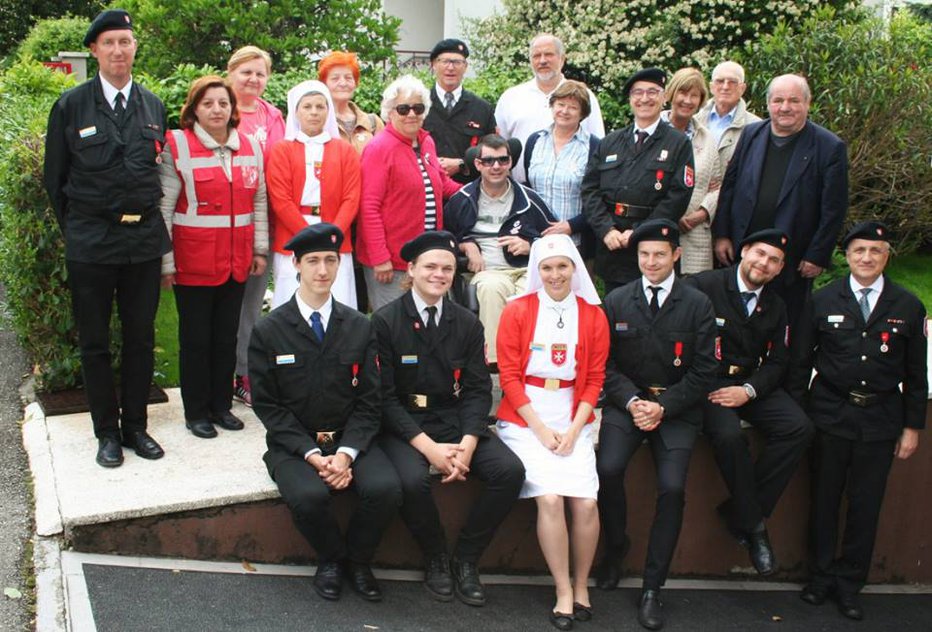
[317,51,361,84]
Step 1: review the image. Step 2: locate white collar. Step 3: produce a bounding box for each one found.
[634,118,661,138]
[295,292,333,329]
[435,84,463,103]
[295,130,331,145]
[736,268,762,299]
[642,271,675,298]
[849,274,884,296]
[99,74,133,109]
[411,289,443,324]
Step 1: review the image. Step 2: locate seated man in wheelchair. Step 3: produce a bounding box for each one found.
[443,134,556,370]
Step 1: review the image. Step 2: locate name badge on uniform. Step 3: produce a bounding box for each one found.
[716,317,726,327]
[79,126,97,138]
[401,355,418,365]
[827,315,845,323]
[614,322,628,332]
[530,342,545,351]
[275,354,295,365]
[605,154,618,163]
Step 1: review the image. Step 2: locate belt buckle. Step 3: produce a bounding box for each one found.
[119,214,142,224]
[648,386,666,396]
[311,206,320,216]
[411,394,428,408]
[316,431,335,449]
[544,378,561,391]
[727,365,741,376]
[614,203,627,217]
[849,391,869,407]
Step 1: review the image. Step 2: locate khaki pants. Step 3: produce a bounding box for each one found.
[470,267,527,363]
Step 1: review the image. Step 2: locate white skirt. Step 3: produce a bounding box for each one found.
[271,252,357,310]
[497,385,598,499]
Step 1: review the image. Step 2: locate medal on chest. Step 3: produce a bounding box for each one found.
[714,336,722,361]
[551,344,567,366]
[453,368,462,398]
[654,169,664,191]
[880,332,889,353]
[673,341,683,367]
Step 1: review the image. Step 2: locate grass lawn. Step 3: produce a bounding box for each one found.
[886,252,932,310]
[153,288,179,387]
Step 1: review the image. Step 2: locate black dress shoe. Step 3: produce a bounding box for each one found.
[835,593,864,620]
[800,583,830,606]
[121,431,164,460]
[210,411,245,431]
[549,609,574,631]
[186,419,218,438]
[313,561,343,601]
[716,501,750,549]
[96,437,123,468]
[451,557,485,606]
[345,561,382,602]
[573,602,592,622]
[637,590,664,631]
[424,553,453,601]
[748,529,776,575]
[594,537,630,591]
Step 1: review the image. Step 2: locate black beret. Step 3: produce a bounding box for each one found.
[84,9,134,47]
[400,230,458,262]
[842,221,893,249]
[623,68,666,97]
[629,219,680,248]
[430,39,469,61]
[739,229,789,253]
[284,223,343,258]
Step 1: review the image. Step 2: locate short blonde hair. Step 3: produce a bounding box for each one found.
[380,75,431,121]
[665,68,708,105]
[227,45,272,74]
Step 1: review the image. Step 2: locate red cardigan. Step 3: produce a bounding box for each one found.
[495,293,610,426]
[356,124,461,270]
[266,137,360,255]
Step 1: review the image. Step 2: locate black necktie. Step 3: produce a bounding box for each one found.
[740,291,755,316]
[635,130,648,153]
[444,91,454,113]
[648,286,661,316]
[425,306,437,331]
[114,92,125,117]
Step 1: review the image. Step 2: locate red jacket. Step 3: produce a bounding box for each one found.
[496,293,610,426]
[166,128,260,286]
[266,137,360,255]
[356,124,461,270]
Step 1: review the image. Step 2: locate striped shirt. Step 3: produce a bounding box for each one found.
[526,126,590,240]
[415,148,437,230]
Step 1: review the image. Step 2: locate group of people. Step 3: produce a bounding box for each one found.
[42,8,925,632]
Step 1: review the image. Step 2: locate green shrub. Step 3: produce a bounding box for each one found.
[0,0,101,59]
[15,15,95,76]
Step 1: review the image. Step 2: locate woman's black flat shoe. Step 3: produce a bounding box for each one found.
[573,602,592,622]
[550,610,574,631]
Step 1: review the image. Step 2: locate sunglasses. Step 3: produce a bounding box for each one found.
[477,156,511,166]
[394,103,426,116]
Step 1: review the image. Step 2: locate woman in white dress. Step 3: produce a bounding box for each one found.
[495,234,610,630]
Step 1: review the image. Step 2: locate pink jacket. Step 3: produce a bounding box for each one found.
[356,124,461,270]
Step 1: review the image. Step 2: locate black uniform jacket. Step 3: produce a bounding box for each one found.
[249,296,381,472]
[373,292,492,442]
[687,266,789,397]
[582,121,694,282]
[788,275,928,441]
[423,87,497,184]
[602,277,718,449]
[43,75,170,264]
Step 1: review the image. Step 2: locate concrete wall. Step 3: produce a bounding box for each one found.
[384,0,445,52]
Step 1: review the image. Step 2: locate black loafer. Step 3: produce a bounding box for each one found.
[345,561,382,602]
[424,553,453,601]
[594,536,630,591]
[96,437,123,468]
[835,593,864,620]
[186,418,218,438]
[210,411,245,431]
[800,583,831,605]
[121,431,164,460]
[573,602,592,622]
[637,589,664,630]
[549,610,574,631]
[748,529,776,575]
[313,561,343,601]
[451,557,485,606]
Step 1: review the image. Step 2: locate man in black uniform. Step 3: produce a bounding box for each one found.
[582,69,694,291]
[595,219,717,630]
[422,39,497,184]
[687,229,814,575]
[789,221,926,621]
[249,224,401,603]
[373,231,524,607]
[43,9,169,467]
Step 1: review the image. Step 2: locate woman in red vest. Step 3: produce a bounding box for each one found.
[266,80,361,310]
[159,75,269,439]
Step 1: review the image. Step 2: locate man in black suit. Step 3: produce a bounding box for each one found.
[713,74,849,333]
[595,219,717,630]
[249,224,401,603]
[789,221,926,621]
[687,229,814,576]
[373,231,524,607]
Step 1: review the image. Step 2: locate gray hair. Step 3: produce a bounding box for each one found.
[380,74,432,121]
[766,74,811,103]
[529,33,565,58]
[711,60,746,83]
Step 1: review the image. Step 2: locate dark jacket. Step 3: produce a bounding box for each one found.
[422,87,497,184]
[373,292,492,442]
[248,296,381,472]
[43,75,170,264]
[442,175,556,267]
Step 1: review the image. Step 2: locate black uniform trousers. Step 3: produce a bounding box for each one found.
[173,277,245,421]
[380,431,524,564]
[597,422,694,590]
[67,258,161,439]
[809,431,895,596]
[271,444,402,564]
[703,388,814,532]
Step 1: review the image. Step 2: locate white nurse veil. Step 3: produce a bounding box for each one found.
[518,234,601,305]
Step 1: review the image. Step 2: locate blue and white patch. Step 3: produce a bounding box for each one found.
[401,355,418,365]
[614,322,628,332]
[79,126,97,138]
[827,315,845,323]
[716,317,726,327]
[530,342,545,351]
[275,354,295,365]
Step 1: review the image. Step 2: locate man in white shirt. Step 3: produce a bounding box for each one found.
[695,61,761,165]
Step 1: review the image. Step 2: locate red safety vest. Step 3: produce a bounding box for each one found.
[167,128,260,286]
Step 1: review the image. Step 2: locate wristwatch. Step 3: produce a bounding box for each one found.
[742,383,757,400]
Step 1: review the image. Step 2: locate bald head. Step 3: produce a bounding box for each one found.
[766,74,811,136]
[709,60,747,115]
[529,33,566,88]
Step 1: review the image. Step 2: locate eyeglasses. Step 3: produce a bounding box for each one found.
[712,77,741,86]
[394,103,426,116]
[630,88,662,99]
[435,58,466,68]
[477,156,511,166]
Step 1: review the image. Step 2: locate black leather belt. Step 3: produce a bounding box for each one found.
[822,381,896,408]
[718,364,753,378]
[405,393,456,410]
[612,202,653,220]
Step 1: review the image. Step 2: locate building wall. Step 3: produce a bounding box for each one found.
[383,0,444,53]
